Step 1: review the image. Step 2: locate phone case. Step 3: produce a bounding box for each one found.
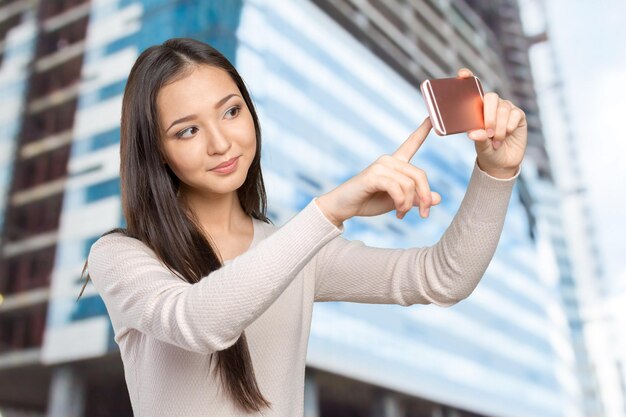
[420,76,485,136]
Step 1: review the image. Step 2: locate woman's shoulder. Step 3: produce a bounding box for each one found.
[86,231,166,281]
[93,229,134,244]
[89,230,152,258]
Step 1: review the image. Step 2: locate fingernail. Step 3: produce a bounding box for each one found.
[493,141,501,150]
[425,207,430,217]
[487,128,494,138]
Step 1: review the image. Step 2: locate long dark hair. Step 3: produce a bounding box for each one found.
[77,37,273,413]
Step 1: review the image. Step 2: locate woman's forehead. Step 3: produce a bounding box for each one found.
[157,65,239,121]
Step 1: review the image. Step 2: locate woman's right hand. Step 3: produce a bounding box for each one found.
[316,117,442,227]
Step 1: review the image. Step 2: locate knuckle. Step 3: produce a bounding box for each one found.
[364,169,379,186]
[414,171,428,187]
[394,191,402,201]
[374,154,388,165]
[405,191,414,208]
[369,163,384,177]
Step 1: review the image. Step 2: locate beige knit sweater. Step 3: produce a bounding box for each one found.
[87,158,520,416]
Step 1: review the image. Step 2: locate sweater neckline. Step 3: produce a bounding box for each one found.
[223,217,260,265]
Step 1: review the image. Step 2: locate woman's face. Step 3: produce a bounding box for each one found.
[157,65,256,198]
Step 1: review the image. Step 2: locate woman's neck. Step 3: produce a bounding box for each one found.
[179,188,249,238]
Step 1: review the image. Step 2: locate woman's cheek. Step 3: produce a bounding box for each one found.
[168,148,202,179]
[179,142,206,168]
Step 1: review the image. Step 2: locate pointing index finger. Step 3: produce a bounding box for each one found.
[392,117,432,162]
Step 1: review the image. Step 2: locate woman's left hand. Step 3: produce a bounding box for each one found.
[457,68,527,179]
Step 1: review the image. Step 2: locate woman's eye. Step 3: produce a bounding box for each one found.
[176,126,198,139]
[174,106,240,138]
[226,105,240,118]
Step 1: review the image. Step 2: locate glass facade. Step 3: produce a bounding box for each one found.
[0,9,37,235]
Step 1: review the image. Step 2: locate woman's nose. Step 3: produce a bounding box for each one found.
[205,126,231,155]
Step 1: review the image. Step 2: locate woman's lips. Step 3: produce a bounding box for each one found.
[210,156,239,173]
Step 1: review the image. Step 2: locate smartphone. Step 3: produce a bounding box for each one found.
[420,76,485,136]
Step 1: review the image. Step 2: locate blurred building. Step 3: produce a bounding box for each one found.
[0,0,602,416]
[518,1,626,416]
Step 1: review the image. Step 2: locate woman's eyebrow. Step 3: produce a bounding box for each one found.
[165,93,242,133]
[166,114,197,133]
[214,93,240,109]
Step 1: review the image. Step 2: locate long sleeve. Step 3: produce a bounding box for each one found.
[87,197,344,355]
[314,157,521,307]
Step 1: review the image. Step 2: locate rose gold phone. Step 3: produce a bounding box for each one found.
[420,76,485,136]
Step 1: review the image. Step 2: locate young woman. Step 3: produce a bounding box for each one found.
[78,37,526,416]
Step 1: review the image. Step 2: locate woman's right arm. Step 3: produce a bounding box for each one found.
[87,197,344,355]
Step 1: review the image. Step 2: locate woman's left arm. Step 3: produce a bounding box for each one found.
[314,158,520,306]
[314,67,527,306]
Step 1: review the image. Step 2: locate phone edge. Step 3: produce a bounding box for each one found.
[473,76,485,99]
[420,79,446,136]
